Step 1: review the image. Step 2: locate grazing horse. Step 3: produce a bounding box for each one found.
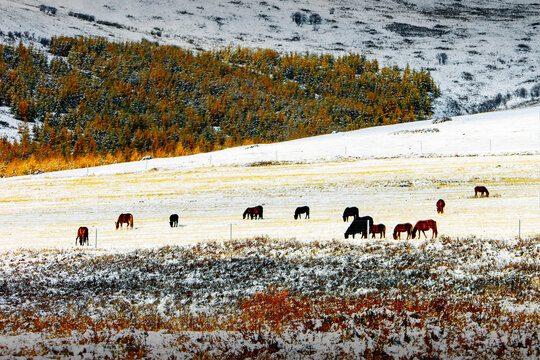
[170,214,179,228]
[115,213,134,229]
[243,205,263,220]
[344,216,374,239]
[412,220,438,239]
[76,226,89,246]
[474,186,489,197]
[370,224,386,239]
[436,199,445,214]
[342,207,359,222]
[294,206,310,220]
[393,223,413,240]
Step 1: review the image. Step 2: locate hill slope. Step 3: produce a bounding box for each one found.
[1,0,539,115]
[25,104,540,179]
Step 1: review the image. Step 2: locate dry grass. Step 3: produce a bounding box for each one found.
[0,236,538,358]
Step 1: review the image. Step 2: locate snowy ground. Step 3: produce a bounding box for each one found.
[0,106,538,358]
[0,105,538,249]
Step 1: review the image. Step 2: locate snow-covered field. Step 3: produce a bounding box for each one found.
[0,106,539,358]
[1,105,538,249]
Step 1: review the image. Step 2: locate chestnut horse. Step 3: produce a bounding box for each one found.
[243,205,263,220]
[115,213,133,229]
[370,224,386,238]
[393,223,412,240]
[294,206,310,219]
[76,226,89,246]
[436,199,445,214]
[342,207,359,222]
[474,186,489,197]
[412,220,438,239]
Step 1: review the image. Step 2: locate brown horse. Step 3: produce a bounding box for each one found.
[115,213,134,229]
[412,220,438,239]
[76,226,89,246]
[436,199,445,214]
[243,205,263,220]
[370,224,386,238]
[393,223,412,240]
[474,186,489,197]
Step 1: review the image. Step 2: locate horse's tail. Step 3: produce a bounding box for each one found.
[259,207,263,219]
[243,209,248,219]
[129,214,133,228]
[433,222,438,238]
[411,226,417,239]
[115,221,119,230]
[294,210,298,220]
[485,188,489,197]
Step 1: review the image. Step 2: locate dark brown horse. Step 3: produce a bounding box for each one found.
[393,223,413,240]
[170,214,179,227]
[115,213,133,229]
[436,199,445,214]
[243,205,263,220]
[474,186,489,197]
[294,206,310,220]
[76,226,89,246]
[370,224,386,238]
[342,207,359,222]
[412,220,438,239]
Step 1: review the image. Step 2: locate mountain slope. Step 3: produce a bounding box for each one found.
[25,103,540,179]
[0,0,539,116]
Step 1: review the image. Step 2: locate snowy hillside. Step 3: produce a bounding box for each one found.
[0,0,539,116]
[24,103,540,179]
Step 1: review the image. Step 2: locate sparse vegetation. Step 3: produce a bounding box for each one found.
[0,236,538,358]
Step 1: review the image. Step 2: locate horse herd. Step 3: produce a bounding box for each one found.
[75,186,490,246]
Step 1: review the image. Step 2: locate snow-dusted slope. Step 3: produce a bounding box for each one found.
[24,104,540,179]
[0,0,539,116]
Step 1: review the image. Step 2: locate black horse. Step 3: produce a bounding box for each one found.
[294,206,310,219]
[169,214,179,227]
[342,207,359,222]
[243,205,263,220]
[344,216,374,239]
